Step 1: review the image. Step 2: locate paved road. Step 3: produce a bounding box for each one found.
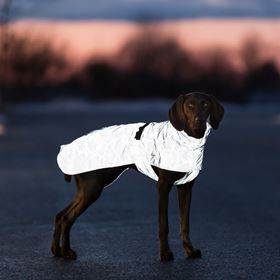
[0,102,279,279]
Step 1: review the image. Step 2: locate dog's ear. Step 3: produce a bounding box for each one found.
[168,95,186,131]
[209,95,224,130]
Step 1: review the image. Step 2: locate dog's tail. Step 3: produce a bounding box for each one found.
[64,174,72,183]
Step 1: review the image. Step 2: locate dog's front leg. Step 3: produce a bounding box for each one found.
[177,181,202,258]
[157,179,174,261]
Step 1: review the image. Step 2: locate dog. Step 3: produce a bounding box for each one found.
[51,92,224,261]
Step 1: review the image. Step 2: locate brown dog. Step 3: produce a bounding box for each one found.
[51,92,224,261]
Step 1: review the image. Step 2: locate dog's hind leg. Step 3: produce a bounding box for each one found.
[60,180,102,260]
[51,199,76,257]
[54,165,131,260]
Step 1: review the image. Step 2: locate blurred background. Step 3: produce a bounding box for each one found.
[1,0,280,104]
[0,1,280,279]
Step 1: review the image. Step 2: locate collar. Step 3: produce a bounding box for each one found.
[168,121,212,149]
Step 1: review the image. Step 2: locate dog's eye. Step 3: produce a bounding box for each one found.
[188,104,194,109]
[203,103,208,107]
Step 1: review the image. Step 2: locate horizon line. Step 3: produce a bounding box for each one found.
[7,16,280,24]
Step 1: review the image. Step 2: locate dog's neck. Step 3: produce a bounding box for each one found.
[183,126,206,139]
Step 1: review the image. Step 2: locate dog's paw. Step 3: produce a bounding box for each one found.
[186,248,202,259]
[160,250,174,262]
[51,244,62,257]
[61,248,77,260]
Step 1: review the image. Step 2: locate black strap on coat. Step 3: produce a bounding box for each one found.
[135,123,149,140]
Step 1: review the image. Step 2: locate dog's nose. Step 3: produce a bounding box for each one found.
[194,117,204,124]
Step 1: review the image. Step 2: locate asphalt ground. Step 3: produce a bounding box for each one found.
[0,101,279,279]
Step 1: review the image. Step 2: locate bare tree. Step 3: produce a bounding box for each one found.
[1,0,12,99]
[240,34,262,72]
[0,0,12,134]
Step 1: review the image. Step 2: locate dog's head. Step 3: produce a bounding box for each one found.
[169,92,224,138]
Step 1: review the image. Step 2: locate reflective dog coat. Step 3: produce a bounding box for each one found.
[57,121,211,185]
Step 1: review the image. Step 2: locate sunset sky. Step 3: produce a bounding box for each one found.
[9,19,280,70]
[3,1,280,71]
[9,0,280,20]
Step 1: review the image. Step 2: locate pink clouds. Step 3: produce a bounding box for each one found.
[9,18,280,69]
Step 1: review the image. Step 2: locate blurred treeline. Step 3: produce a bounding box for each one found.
[0,28,280,103]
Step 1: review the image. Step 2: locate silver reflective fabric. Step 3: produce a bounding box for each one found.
[57,121,211,185]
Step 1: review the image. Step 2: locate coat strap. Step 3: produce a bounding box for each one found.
[135,123,149,140]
